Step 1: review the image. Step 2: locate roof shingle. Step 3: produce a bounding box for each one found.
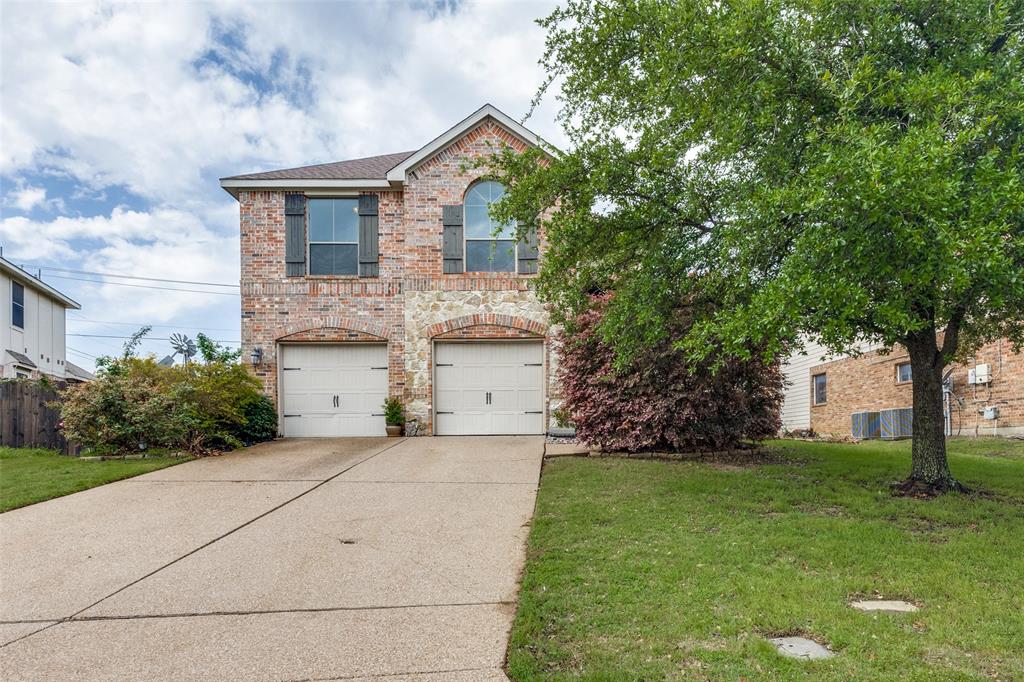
[222,151,415,181]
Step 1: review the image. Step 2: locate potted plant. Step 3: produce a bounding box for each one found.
[382,396,405,437]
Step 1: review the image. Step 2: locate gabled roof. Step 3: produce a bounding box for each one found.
[221,151,415,182]
[385,104,544,182]
[219,103,547,198]
[0,257,81,309]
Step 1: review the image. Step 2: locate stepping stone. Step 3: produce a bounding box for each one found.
[770,636,834,660]
[850,600,918,613]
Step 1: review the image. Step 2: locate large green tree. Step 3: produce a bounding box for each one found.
[493,0,1024,493]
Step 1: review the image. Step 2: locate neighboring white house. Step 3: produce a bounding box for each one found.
[1,256,82,380]
[780,339,834,431]
[780,337,880,431]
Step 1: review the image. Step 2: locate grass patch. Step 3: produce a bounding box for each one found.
[508,437,1024,681]
[0,447,188,512]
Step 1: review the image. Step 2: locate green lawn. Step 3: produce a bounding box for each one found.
[508,438,1024,681]
[0,447,188,512]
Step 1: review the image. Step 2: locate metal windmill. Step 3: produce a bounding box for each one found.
[169,333,197,365]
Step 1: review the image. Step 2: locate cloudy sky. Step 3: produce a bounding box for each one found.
[0,0,563,369]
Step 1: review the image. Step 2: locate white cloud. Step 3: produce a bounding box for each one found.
[1,0,563,204]
[0,0,565,368]
[6,186,47,211]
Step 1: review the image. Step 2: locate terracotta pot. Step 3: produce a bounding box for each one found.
[385,424,403,437]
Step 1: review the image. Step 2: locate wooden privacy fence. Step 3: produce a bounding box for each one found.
[0,381,71,454]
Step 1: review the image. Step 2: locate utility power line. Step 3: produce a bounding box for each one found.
[68,315,238,333]
[67,333,240,343]
[44,274,240,296]
[26,265,239,288]
[67,346,98,359]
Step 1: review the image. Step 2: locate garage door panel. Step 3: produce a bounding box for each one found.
[516,389,543,410]
[280,344,387,438]
[434,341,544,436]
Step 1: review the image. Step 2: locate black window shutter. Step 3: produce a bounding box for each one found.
[516,221,539,274]
[442,205,464,274]
[358,194,379,278]
[284,194,306,277]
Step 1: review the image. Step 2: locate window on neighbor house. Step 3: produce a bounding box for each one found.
[11,281,24,329]
[308,198,359,275]
[812,373,827,405]
[464,180,516,272]
[896,362,912,383]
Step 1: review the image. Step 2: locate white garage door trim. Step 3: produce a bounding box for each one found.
[278,343,388,437]
[432,340,545,436]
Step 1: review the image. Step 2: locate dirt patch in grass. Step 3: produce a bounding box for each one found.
[795,502,848,517]
[588,445,798,469]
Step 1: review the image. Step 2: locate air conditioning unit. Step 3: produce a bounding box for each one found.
[851,411,881,440]
[880,408,913,440]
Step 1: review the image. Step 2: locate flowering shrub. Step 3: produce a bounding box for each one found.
[59,356,275,455]
[557,296,783,452]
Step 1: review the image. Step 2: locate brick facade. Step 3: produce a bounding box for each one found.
[238,118,557,435]
[809,339,1024,437]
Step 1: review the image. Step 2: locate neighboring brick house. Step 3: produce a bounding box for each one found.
[221,104,556,437]
[781,338,1024,438]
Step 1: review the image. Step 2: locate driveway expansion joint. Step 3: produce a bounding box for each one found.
[0,438,411,651]
[283,665,502,682]
[50,600,516,624]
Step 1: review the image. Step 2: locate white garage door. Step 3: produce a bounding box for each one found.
[279,344,388,437]
[434,341,544,435]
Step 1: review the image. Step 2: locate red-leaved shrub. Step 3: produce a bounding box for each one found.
[557,296,783,452]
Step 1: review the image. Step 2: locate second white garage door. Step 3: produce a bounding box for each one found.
[280,344,388,437]
[434,341,544,435]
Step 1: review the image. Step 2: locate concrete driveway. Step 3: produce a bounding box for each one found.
[0,436,543,681]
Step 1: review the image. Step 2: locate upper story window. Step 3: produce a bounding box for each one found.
[11,281,24,329]
[464,181,515,272]
[308,198,359,275]
[896,362,912,383]
[812,373,827,405]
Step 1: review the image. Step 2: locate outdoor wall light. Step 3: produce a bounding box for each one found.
[250,347,263,366]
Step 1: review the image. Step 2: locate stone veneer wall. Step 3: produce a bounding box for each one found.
[238,119,560,435]
[402,289,554,429]
[809,339,1024,437]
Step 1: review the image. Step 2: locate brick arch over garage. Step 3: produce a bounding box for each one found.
[275,317,390,343]
[426,313,547,339]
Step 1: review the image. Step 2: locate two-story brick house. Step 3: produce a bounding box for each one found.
[221,104,555,437]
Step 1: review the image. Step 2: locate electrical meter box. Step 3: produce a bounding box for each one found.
[968,364,992,385]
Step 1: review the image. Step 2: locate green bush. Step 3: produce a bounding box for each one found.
[236,395,277,444]
[59,355,276,455]
[59,358,185,453]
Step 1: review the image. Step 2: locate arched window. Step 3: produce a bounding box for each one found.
[464,180,516,272]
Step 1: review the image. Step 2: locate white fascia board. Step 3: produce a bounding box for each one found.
[219,178,394,199]
[0,258,81,309]
[385,103,547,182]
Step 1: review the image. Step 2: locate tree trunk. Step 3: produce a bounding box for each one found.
[901,332,965,495]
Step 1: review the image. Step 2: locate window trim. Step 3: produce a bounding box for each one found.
[11,281,25,330]
[895,361,912,384]
[306,197,360,277]
[463,180,516,273]
[812,372,827,405]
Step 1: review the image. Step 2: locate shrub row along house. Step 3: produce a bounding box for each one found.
[781,338,1024,438]
[221,105,552,437]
